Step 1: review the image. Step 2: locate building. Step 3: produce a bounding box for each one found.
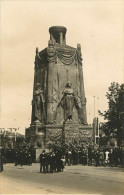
[0,128,24,149]
[25,26,93,154]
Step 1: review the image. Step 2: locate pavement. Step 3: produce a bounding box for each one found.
[0,163,124,194]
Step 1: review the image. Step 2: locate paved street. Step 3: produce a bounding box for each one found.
[0,164,124,194]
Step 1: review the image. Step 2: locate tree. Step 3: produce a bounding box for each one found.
[99,82,124,146]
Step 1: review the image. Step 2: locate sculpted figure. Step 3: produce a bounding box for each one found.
[61,82,75,120]
[34,83,44,122]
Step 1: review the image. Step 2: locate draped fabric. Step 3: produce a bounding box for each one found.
[55,47,77,65]
[38,46,82,66]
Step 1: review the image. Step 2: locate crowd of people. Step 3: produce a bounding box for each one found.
[39,149,64,173]
[14,147,32,166]
[64,146,122,167]
[48,141,123,168]
[1,141,123,169]
[2,143,35,166]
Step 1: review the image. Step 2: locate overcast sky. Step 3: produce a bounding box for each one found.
[0,0,124,134]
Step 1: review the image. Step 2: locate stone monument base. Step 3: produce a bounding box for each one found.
[25,120,93,161]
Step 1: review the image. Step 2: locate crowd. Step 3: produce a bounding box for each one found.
[1,141,123,169]
[2,143,35,166]
[48,141,123,167]
[14,148,32,166]
[64,145,123,167]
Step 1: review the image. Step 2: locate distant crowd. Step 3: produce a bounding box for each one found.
[2,143,35,166]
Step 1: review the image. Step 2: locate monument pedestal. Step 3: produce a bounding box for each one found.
[64,121,79,144]
[46,124,63,146]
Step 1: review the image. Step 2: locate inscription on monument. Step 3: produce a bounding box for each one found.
[65,123,79,143]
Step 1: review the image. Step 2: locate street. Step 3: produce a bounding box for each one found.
[0,164,124,194]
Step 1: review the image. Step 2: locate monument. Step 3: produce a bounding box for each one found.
[25,26,93,155]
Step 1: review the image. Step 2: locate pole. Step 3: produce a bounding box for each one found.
[97,97,99,117]
[93,96,96,118]
[0,133,3,172]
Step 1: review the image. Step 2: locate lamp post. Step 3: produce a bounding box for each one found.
[0,132,3,172]
[93,96,96,118]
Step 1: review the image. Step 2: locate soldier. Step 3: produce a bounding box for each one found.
[39,150,46,173]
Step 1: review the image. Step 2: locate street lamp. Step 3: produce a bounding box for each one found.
[93,96,96,118]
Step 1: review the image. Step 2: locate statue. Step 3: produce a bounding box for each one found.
[56,82,87,124]
[33,83,45,122]
[60,82,75,121]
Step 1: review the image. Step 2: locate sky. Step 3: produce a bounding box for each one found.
[0,0,124,134]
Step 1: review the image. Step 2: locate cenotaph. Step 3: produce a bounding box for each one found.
[25,26,93,154]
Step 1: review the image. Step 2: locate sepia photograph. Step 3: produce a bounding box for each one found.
[0,0,124,194]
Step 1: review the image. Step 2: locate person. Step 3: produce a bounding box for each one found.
[78,149,82,164]
[88,146,93,166]
[45,152,50,173]
[82,149,87,166]
[55,150,61,172]
[113,148,118,167]
[68,150,72,166]
[108,149,113,166]
[49,152,54,173]
[99,149,104,166]
[65,150,68,165]
[27,153,32,166]
[105,150,109,165]
[94,150,100,167]
[19,150,24,166]
[39,150,46,173]
[15,151,18,166]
